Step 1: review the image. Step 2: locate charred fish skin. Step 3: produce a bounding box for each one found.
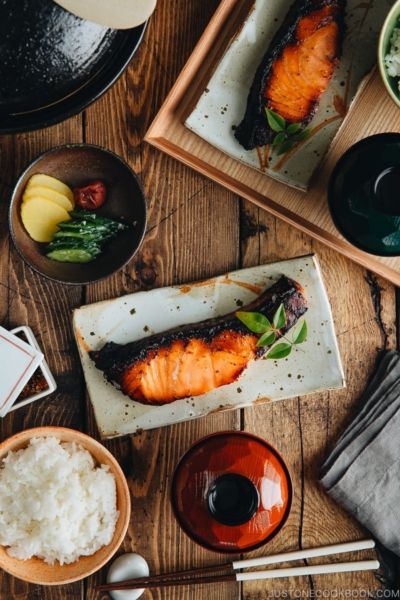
[90,276,307,405]
[234,0,346,151]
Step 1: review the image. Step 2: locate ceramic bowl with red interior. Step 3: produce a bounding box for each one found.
[8,144,147,285]
[171,431,292,554]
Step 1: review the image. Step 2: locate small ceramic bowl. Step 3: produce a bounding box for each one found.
[9,144,147,285]
[378,0,400,108]
[171,431,292,554]
[327,133,400,256]
[0,426,131,585]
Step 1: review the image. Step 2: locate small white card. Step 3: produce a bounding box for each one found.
[0,326,44,417]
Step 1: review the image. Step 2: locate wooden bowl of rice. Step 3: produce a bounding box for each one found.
[0,426,131,584]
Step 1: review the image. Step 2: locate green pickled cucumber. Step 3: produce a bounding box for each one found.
[46,209,129,263]
[51,230,116,242]
[57,220,110,232]
[68,210,130,230]
[46,239,102,254]
[46,248,96,263]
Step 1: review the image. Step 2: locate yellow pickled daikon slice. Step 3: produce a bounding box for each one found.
[23,186,74,212]
[26,174,74,204]
[21,197,71,242]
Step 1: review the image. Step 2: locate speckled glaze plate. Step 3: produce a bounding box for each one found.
[185,0,392,191]
[73,255,344,438]
[0,0,146,133]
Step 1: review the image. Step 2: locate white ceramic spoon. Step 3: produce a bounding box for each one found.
[53,0,157,29]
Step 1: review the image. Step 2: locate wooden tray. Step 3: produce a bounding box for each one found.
[145,0,400,286]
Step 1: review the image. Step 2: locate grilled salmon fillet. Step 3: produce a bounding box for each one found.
[90,276,307,405]
[234,0,346,150]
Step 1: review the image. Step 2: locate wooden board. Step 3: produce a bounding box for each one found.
[145,0,400,286]
[0,0,398,598]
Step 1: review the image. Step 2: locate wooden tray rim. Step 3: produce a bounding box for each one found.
[145,0,400,286]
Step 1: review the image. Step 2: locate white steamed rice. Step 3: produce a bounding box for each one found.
[384,27,400,92]
[0,436,119,565]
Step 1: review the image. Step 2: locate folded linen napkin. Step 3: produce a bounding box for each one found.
[319,350,400,556]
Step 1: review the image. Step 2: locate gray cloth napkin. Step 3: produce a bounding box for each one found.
[319,350,400,556]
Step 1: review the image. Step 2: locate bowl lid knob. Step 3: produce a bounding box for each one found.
[207,473,260,526]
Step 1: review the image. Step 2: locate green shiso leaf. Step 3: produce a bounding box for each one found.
[273,132,287,145]
[277,140,295,155]
[273,303,287,329]
[292,320,308,344]
[266,342,292,360]
[266,109,285,132]
[236,311,271,333]
[256,330,276,347]
[286,122,301,134]
[295,128,312,142]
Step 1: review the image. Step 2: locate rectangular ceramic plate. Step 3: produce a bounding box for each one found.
[73,255,345,439]
[185,0,388,190]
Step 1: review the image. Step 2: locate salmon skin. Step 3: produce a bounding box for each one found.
[90,276,307,406]
[234,0,346,151]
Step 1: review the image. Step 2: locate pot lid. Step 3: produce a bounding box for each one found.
[171,431,292,554]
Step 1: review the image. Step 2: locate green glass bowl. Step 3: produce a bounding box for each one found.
[328,133,400,256]
[378,0,400,108]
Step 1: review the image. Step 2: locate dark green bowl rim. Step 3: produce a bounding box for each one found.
[327,132,400,257]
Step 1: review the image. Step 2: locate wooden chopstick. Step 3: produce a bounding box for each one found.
[98,539,376,590]
[104,561,233,584]
[232,539,376,570]
[94,563,234,592]
[95,540,377,593]
[95,560,380,592]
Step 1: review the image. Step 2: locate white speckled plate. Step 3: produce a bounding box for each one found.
[185,0,392,191]
[73,255,345,438]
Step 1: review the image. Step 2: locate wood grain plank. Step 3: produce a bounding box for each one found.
[238,201,394,598]
[0,0,398,599]
[0,119,86,599]
[239,204,313,599]
[83,2,242,600]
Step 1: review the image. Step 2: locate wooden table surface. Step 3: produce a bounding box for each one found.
[0,0,398,598]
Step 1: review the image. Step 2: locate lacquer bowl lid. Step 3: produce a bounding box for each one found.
[171,431,292,554]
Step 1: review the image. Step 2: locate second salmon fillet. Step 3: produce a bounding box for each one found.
[234,0,346,151]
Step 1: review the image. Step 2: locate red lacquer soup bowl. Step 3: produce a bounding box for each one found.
[171,431,292,554]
